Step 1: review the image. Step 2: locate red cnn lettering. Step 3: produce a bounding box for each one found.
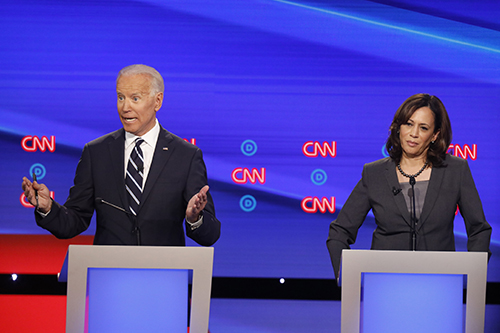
[449,144,477,160]
[183,138,196,146]
[20,192,55,208]
[21,136,56,152]
[231,168,266,184]
[301,196,336,213]
[302,141,336,157]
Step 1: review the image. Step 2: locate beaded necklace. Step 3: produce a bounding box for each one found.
[397,161,428,181]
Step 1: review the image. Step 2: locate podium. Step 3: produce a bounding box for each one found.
[58,245,214,333]
[340,250,488,333]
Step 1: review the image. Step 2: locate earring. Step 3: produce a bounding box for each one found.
[431,140,435,144]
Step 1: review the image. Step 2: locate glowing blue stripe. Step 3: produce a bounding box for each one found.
[271,0,500,54]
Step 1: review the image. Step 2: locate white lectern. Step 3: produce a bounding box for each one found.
[340,250,488,333]
[58,245,214,333]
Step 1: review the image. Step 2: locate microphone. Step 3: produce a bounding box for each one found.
[95,197,131,215]
[95,197,141,245]
[408,177,417,251]
[392,187,402,196]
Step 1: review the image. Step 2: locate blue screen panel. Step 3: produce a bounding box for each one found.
[86,268,188,332]
[362,273,463,333]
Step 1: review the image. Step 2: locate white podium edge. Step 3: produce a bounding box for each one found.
[59,245,214,333]
[340,250,488,333]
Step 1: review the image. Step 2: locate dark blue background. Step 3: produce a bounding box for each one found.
[1,0,499,281]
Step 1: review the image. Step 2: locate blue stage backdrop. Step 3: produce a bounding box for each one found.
[1,0,499,281]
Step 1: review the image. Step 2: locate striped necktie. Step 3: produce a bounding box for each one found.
[125,138,145,215]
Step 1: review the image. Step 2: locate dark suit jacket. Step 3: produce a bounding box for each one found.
[327,155,491,280]
[36,125,220,246]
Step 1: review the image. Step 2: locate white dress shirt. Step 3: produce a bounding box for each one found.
[124,120,202,229]
[124,120,160,188]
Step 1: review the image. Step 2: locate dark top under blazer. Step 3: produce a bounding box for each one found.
[327,154,491,279]
[36,126,221,246]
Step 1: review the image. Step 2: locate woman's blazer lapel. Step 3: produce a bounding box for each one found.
[418,166,446,231]
[384,159,412,229]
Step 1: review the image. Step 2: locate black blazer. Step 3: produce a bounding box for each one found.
[327,155,491,279]
[36,125,220,246]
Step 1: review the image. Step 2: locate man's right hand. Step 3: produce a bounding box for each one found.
[22,177,52,213]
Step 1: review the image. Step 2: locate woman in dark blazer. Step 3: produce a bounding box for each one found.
[327,93,492,280]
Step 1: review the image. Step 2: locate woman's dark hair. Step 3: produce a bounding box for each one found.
[386,93,452,167]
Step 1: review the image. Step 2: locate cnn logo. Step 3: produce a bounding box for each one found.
[302,141,336,157]
[301,196,336,213]
[231,168,266,184]
[448,144,476,160]
[183,138,196,145]
[20,192,55,208]
[21,136,56,152]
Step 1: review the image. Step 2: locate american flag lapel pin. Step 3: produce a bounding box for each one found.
[163,147,168,151]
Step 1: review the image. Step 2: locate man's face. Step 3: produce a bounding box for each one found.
[116,74,163,136]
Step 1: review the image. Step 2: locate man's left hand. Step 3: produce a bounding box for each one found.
[186,185,209,222]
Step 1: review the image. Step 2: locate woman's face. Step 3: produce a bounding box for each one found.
[399,106,440,160]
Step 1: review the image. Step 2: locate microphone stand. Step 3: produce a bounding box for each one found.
[97,198,141,245]
[409,176,417,251]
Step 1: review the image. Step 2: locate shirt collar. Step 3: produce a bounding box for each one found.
[124,119,160,149]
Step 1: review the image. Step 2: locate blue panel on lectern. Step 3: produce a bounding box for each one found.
[86,268,188,333]
[361,273,464,333]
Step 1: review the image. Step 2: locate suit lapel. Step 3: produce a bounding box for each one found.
[385,159,412,228]
[107,129,128,211]
[417,165,445,230]
[139,126,175,212]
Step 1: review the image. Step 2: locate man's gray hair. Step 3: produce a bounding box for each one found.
[117,64,164,95]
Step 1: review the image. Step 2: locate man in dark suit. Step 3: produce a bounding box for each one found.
[22,64,220,246]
